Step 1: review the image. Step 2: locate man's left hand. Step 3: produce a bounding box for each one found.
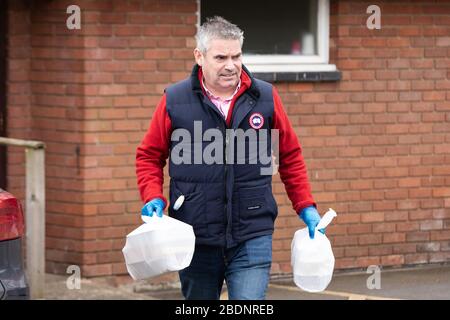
[299,206,326,239]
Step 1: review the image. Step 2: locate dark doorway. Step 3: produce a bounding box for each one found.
[0,1,7,189]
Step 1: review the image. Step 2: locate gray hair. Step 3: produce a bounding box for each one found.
[196,16,244,53]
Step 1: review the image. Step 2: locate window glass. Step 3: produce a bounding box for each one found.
[200,0,318,56]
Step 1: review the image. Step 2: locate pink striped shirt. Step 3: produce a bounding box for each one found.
[202,78,241,121]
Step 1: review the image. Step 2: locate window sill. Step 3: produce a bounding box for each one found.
[248,63,341,83]
[253,70,341,83]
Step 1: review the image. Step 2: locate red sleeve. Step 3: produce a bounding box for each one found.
[272,87,316,214]
[136,94,171,208]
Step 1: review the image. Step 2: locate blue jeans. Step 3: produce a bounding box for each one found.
[178,234,272,300]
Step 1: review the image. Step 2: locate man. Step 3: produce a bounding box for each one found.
[136,16,323,300]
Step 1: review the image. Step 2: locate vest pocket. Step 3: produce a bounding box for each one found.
[169,182,206,228]
[238,185,276,237]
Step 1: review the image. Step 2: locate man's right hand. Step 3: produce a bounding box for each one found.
[141,198,165,218]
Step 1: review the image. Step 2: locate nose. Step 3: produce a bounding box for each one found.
[224,58,235,71]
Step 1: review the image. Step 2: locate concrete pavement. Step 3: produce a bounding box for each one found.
[42,264,450,300]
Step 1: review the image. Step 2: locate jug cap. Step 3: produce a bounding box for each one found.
[316,208,337,231]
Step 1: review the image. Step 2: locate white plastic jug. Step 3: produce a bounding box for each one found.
[291,208,337,292]
[122,214,195,280]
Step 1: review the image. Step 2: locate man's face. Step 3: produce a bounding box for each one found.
[194,39,242,95]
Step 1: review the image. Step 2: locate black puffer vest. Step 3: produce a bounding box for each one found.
[166,65,277,248]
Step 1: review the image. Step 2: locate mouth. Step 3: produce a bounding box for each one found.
[220,73,236,78]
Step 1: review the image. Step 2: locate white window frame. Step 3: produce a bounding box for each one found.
[197,0,336,73]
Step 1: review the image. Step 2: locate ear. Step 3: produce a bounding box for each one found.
[193,48,203,66]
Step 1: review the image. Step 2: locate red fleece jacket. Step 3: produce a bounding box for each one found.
[136,69,316,215]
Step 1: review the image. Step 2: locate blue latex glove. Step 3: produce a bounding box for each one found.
[299,206,326,239]
[141,198,165,218]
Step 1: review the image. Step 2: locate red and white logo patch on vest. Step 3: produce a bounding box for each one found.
[249,113,264,129]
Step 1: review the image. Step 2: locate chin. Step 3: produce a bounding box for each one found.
[223,78,238,86]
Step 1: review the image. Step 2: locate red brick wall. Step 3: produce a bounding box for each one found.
[8,0,197,279]
[7,0,87,274]
[272,0,450,273]
[328,0,450,269]
[73,0,196,277]
[5,0,450,281]
[7,0,32,198]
